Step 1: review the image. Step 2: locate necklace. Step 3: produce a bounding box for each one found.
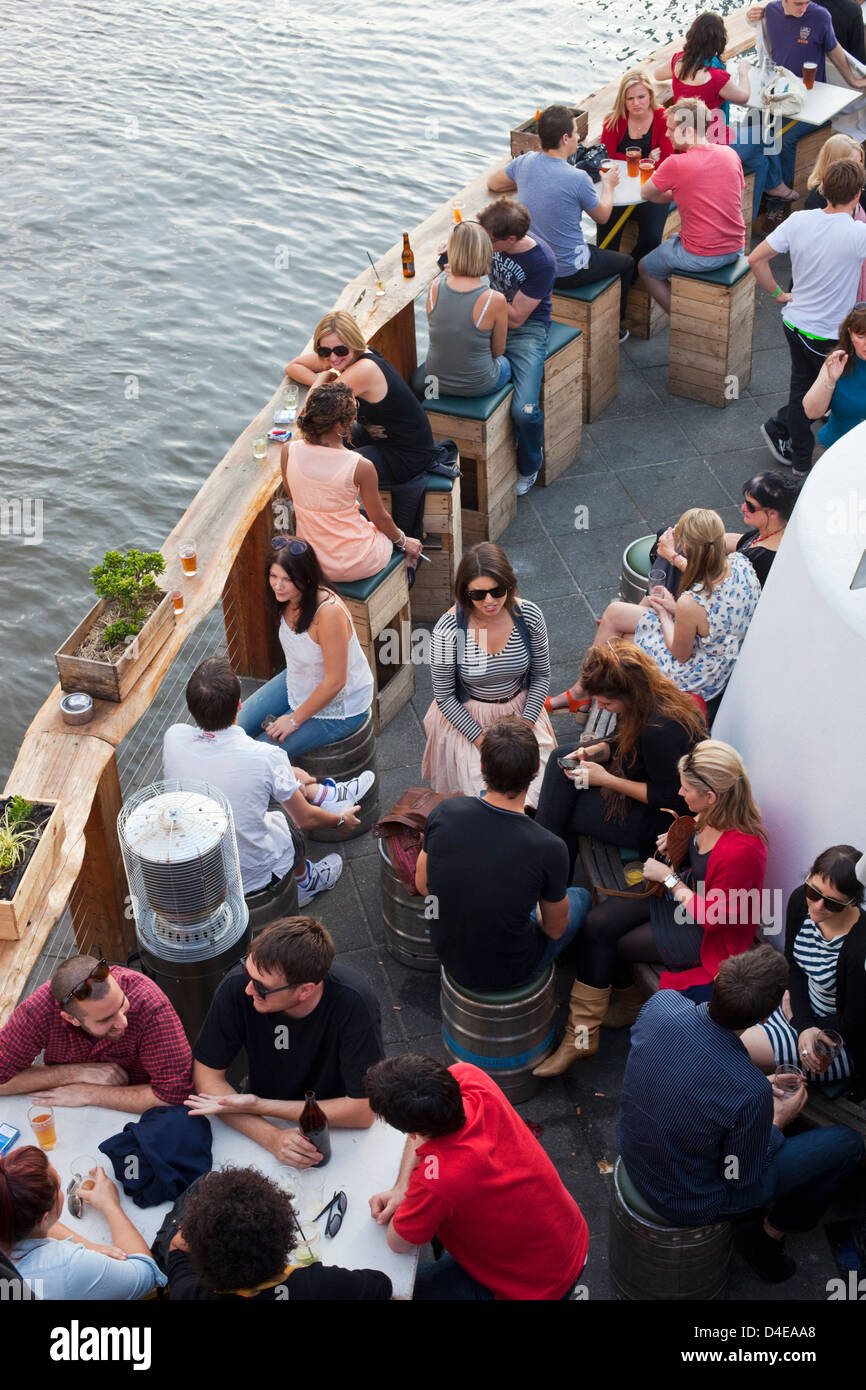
[753,525,785,545]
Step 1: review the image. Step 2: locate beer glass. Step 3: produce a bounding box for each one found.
[179,542,197,577]
[626,147,641,178]
[802,62,817,90]
[773,1064,805,1095]
[172,589,184,615]
[813,1030,843,1073]
[639,159,654,184]
[252,435,268,462]
[28,1104,56,1151]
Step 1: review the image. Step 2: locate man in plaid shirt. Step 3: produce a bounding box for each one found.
[0,955,192,1112]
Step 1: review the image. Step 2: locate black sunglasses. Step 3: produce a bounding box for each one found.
[314,1190,347,1238]
[467,584,507,601]
[271,537,308,554]
[804,880,854,914]
[59,958,111,1009]
[683,756,715,795]
[315,344,351,359]
[241,957,294,1000]
[742,498,762,514]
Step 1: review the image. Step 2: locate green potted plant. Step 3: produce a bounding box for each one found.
[55,547,176,703]
[0,794,66,940]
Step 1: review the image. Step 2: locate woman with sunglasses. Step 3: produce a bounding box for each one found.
[237,537,374,757]
[741,845,866,1092]
[1,1146,166,1299]
[803,303,866,465]
[412,219,511,398]
[286,310,439,491]
[282,379,422,580]
[534,739,767,1077]
[421,542,555,805]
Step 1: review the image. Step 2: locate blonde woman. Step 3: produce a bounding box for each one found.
[413,220,511,397]
[534,740,768,1076]
[598,69,673,263]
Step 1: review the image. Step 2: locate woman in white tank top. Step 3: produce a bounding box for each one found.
[236,537,373,757]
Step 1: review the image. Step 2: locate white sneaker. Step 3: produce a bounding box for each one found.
[516,470,539,497]
[297,854,343,906]
[317,770,376,806]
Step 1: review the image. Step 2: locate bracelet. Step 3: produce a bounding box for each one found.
[288,715,298,730]
[394,530,406,550]
[772,286,783,299]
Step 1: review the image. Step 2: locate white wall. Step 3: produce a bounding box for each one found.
[713,420,866,916]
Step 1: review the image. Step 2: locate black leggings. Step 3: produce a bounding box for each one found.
[534,744,659,882]
[575,894,657,989]
[595,200,671,278]
[555,244,634,322]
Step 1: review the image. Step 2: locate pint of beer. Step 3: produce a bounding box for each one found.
[639,160,654,184]
[28,1104,56,1151]
[802,62,817,90]
[626,147,641,178]
[179,542,198,577]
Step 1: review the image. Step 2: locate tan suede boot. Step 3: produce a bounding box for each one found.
[601,981,647,1030]
[532,980,611,1077]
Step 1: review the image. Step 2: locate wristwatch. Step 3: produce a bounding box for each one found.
[664,872,681,891]
[336,814,345,829]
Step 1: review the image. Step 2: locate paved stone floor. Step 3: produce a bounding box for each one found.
[26,260,865,1302]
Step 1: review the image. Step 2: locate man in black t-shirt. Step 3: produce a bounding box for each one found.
[187,917,383,1166]
[416,718,591,992]
[477,199,556,498]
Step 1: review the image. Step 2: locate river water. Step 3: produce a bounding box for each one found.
[0,0,739,777]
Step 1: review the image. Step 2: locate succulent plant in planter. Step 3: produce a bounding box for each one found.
[90,549,167,649]
[0,798,37,875]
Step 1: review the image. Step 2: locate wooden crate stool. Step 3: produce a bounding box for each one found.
[668,256,754,408]
[539,321,584,486]
[379,474,462,622]
[551,275,619,422]
[422,384,516,545]
[333,552,415,733]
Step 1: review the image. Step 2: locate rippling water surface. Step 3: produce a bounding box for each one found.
[0,0,741,775]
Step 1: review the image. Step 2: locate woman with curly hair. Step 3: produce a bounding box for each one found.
[282,378,423,581]
[165,1167,392,1299]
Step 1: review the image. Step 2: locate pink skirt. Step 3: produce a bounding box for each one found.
[421,691,556,809]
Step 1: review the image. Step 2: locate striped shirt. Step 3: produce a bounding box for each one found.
[617,992,783,1226]
[430,600,550,742]
[793,917,845,1017]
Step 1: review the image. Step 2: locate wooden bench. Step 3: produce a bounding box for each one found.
[668,255,755,407]
[539,321,584,486]
[380,473,462,623]
[333,551,414,733]
[551,275,620,422]
[422,383,516,544]
[620,175,755,340]
[800,1084,866,1140]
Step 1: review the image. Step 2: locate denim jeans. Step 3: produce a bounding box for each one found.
[236,671,369,758]
[716,1125,864,1233]
[413,1249,584,1300]
[728,130,784,217]
[641,234,741,280]
[531,887,591,972]
[503,319,548,477]
[779,119,815,187]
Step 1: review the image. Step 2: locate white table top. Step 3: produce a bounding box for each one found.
[4,1095,417,1298]
[736,66,860,126]
[609,172,648,207]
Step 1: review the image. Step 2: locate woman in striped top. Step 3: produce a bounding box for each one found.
[421,543,554,806]
[741,845,866,1091]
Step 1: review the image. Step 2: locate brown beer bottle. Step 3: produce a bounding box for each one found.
[401,232,415,279]
[299,1090,331,1166]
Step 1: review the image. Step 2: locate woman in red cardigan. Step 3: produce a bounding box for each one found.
[596,69,674,269]
[534,739,767,1077]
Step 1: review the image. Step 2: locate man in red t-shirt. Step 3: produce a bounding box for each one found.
[366,1055,588,1300]
[639,97,745,314]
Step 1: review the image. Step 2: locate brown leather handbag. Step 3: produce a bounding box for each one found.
[601,808,697,900]
[372,787,463,893]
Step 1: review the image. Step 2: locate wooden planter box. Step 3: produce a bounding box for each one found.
[0,799,65,940]
[55,591,176,703]
[510,107,588,157]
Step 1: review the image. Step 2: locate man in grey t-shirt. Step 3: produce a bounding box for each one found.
[488,104,634,339]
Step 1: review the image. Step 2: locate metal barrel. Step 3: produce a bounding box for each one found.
[293,713,379,843]
[244,871,300,936]
[620,534,655,606]
[609,1158,731,1300]
[440,966,556,1105]
[378,838,439,973]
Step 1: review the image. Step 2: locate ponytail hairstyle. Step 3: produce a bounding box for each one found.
[678,739,768,841]
[0,1147,57,1251]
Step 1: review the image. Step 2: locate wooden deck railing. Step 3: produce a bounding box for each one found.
[0,6,763,1022]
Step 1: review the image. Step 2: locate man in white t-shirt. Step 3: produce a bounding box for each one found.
[163,658,374,905]
[749,157,866,475]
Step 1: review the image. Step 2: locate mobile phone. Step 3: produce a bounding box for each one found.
[558,756,580,772]
[0,1122,20,1155]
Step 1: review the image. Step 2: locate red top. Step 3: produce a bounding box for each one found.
[0,966,193,1105]
[660,829,768,991]
[670,53,731,111]
[393,1063,588,1299]
[601,109,673,163]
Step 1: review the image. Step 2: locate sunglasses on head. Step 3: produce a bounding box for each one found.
[804,880,854,914]
[241,957,294,1000]
[683,757,715,795]
[60,958,111,1009]
[314,1190,347,1238]
[466,584,507,601]
[315,344,351,359]
[271,537,309,554]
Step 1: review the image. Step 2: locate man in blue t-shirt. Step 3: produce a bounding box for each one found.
[477,198,556,497]
[747,0,866,182]
[488,104,633,343]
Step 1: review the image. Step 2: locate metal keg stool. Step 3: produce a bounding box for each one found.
[244,870,300,936]
[440,966,556,1104]
[619,534,654,605]
[609,1157,732,1300]
[293,712,379,843]
[378,839,438,972]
